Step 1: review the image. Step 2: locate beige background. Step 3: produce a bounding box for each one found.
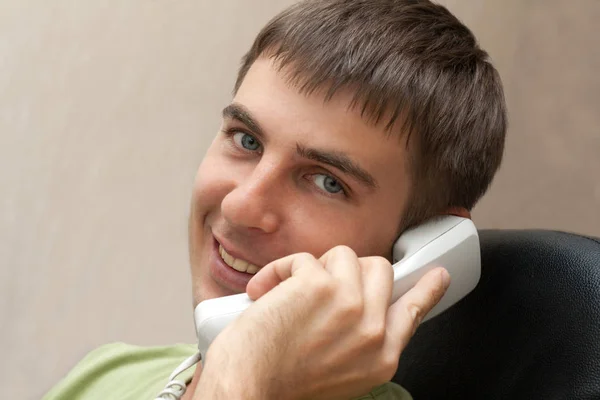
[1,1,598,398]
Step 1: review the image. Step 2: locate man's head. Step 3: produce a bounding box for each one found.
[189,0,506,303]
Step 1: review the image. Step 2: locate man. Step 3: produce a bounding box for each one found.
[44,0,506,399]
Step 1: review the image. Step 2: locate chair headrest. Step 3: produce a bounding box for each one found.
[393,229,600,400]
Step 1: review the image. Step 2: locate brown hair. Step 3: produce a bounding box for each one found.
[234,0,507,231]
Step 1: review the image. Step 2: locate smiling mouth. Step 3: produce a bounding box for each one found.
[218,244,262,275]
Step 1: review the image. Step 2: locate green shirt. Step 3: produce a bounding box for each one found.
[43,343,413,400]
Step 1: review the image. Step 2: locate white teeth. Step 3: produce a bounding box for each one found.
[219,245,261,275]
[246,264,259,274]
[232,258,249,272]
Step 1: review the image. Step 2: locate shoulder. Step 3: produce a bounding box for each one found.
[353,382,413,400]
[43,342,197,400]
[82,342,197,364]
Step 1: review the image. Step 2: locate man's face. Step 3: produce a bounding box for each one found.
[189,57,411,304]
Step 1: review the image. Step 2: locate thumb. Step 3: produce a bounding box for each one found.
[387,267,450,348]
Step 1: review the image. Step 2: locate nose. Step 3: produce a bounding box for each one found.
[220,161,282,234]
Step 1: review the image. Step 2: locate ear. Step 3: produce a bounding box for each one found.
[445,207,471,219]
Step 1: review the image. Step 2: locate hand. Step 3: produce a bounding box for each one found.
[194,245,450,400]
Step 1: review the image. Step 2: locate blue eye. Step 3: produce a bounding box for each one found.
[233,132,261,151]
[314,174,344,194]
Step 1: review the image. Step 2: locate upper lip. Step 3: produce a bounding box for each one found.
[214,234,266,267]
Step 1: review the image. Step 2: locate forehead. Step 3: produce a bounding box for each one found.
[233,57,409,169]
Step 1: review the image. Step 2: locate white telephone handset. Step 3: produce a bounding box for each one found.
[194,215,481,361]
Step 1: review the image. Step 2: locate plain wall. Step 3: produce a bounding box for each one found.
[1,1,598,398]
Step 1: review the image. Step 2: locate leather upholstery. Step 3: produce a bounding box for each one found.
[393,230,600,399]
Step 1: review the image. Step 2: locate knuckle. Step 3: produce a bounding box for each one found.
[331,244,357,258]
[376,257,394,279]
[334,290,364,319]
[406,302,425,326]
[311,275,335,297]
[342,297,364,318]
[293,252,321,273]
[296,252,317,262]
[370,255,391,266]
[360,323,386,346]
[361,256,393,275]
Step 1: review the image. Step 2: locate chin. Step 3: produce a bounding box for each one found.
[191,273,233,308]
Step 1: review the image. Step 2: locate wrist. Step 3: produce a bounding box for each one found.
[194,356,278,400]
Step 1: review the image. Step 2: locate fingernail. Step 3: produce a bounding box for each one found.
[440,269,451,289]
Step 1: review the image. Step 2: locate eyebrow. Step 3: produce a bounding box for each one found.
[222,103,266,139]
[296,145,378,188]
[222,103,378,189]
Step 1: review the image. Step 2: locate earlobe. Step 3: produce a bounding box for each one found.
[446,207,471,219]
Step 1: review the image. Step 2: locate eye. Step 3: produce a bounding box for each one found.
[232,132,261,152]
[313,174,344,195]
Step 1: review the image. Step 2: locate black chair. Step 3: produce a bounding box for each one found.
[393,230,600,400]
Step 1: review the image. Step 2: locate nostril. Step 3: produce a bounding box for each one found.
[221,190,280,233]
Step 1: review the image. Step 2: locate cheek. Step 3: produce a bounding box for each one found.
[286,205,396,260]
[192,149,231,218]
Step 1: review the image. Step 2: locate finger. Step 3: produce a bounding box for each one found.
[246,252,325,300]
[319,245,362,292]
[360,256,394,324]
[386,267,450,350]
